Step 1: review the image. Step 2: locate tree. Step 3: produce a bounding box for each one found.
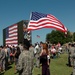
[73,32,75,42]
[46,30,72,45]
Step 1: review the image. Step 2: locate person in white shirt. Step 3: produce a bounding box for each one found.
[51,46,56,58]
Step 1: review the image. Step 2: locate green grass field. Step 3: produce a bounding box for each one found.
[0,53,73,75]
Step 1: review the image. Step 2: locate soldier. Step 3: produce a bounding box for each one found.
[72,44,75,75]
[16,44,34,75]
[29,44,34,60]
[34,44,41,68]
[18,42,23,53]
[0,46,6,72]
[68,43,72,67]
[68,44,75,67]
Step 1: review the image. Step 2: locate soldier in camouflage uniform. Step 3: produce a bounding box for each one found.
[34,44,41,68]
[72,44,75,75]
[29,44,35,69]
[68,43,72,67]
[29,44,34,60]
[69,44,75,67]
[16,45,33,75]
[68,44,75,75]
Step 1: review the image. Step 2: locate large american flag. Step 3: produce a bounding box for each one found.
[5,24,18,46]
[27,12,67,32]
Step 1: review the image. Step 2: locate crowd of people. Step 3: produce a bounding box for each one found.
[0,45,21,73]
[0,40,71,75]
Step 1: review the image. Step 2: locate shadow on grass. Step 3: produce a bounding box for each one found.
[66,63,72,67]
[5,64,12,71]
[0,72,4,75]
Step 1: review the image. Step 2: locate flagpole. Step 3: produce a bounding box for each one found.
[27,12,32,44]
[27,12,32,29]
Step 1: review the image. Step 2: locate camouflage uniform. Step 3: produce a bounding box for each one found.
[69,45,75,75]
[72,47,75,75]
[35,47,41,67]
[69,46,75,66]
[16,50,33,75]
[73,59,75,75]
[29,46,34,59]
[0,48,6,71]
[29,46,34,69]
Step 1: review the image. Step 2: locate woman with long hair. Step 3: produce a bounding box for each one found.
[40,43,50,75]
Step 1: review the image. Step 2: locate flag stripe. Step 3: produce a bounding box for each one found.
[6,41,17,44]
[9,28,18,33]
[28,25,66,32]
[29,18,63,27]
[9,25,17,30]
[28,19,66,31]
[9,33,18,37]
[6,37,18,40]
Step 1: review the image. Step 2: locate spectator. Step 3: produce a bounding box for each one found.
[7,46,11,64]
[16,44,34,75]
[0,46,6,72]
[34,43,40,68]
[29,44,34,59]
[40,43,50,75]
[14,46,21,74]
[18,42,23,53]
[50,45,56,58]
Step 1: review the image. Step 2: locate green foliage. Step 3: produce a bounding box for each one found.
[46,30,72,45]
[73,32,75,42]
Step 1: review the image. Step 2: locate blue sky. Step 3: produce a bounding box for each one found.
[0,0,75,45]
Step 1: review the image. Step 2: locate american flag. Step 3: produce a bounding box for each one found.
[37,35,40,38]
[5,24,18,46]
[27,12,67,32]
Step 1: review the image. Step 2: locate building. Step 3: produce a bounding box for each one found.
[3,20,32,47]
